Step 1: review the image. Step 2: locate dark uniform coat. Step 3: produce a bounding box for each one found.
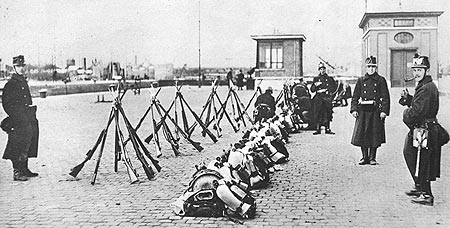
[2,74,39,160]
[236,72,245,88]
[350,72,390,148]
[401,76,441,181]
[310,73,336,125]
[226,70,233,85]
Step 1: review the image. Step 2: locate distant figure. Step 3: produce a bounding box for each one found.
[179,64,188,78]
[236,70,245,90]
[52,70,57,82]
[1,55,39,181]
[291,78,312,125]
[247,67,256,78]
[310,62,337,135]
[334,81,352,107]
[226,68,233,87]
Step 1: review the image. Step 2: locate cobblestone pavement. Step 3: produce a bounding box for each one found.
[0,86,449,227]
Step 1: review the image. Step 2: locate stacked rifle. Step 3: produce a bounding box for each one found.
[143,83,213,155]
[188,79,253,139]
[70,79,288,185]
[69,82,161,185]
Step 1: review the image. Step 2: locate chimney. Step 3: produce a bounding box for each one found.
[135,56,138,66]
[83,58,87,70]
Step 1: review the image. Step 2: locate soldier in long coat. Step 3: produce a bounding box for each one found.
[310,62,337,135]
[400,54,441,206]
[236,70,245,90]
[350,56,390,165]
[2,55,39,181]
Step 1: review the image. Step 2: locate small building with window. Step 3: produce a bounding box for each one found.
[251,34,306,90]
[359,11,443,87]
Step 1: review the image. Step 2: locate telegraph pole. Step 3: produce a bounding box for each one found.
[198,0,201,87]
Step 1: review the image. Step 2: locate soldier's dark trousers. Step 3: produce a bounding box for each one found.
[369,147,377,161]
[422,181,432,196]
[403,136,434,196]
[316,121,331,130]
[359,147,369,164]
[11,158,28,181]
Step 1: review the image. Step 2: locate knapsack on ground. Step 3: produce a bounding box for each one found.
[182,169,225,217]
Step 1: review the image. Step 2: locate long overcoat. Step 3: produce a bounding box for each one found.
[310,73,336,125]
[350,72,390,148]
[2,74,39,160]
[401,76,441,181]
[236,72,245,88]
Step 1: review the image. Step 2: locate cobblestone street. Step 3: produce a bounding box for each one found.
[1,86,449,227]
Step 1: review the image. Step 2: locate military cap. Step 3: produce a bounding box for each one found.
[365,56,377,66]
[13,55,25,66]
[411,53,430,69]
[318,62,326,70]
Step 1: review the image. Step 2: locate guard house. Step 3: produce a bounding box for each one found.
[359,11,443,87]
[251,34,306,89]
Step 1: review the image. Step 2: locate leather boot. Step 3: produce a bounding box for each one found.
[325,129,335,135]
[411,194,434,206]
[13,169,29,181]
[369,148,377,165]
[405,184,423,197]
[23,161,38,177]
[324,122,335,135]
[313,125,321,135]
[359,148,369,165]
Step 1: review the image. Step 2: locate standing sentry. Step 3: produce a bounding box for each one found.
[1,55,40,181]
[350,56,390,165]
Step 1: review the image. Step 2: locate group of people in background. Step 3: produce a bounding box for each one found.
[226,68,250,90]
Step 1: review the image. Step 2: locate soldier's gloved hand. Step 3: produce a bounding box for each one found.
[380,112,387,119]
[314,81,322,86]
[351,111,359,118]
[400,88,409,98]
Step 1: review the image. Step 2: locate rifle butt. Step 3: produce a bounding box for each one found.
[192,141,204,152]
[69,162,85,177]
[144,134,153,144]
[143,165,155,180]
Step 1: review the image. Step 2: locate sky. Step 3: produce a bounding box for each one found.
[0,0,449,75]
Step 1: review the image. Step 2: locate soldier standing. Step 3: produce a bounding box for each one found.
[226,68,233,88]
[236,70,245,90]
[350,56,390,165]
[400,54,441,206]
[310,62,337,135]
[1,55,39,181]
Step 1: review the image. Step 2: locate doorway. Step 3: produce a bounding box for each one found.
[391,50,416,87]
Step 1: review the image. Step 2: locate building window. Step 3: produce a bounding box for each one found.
[394,19,414,27]
[259,42,283,69]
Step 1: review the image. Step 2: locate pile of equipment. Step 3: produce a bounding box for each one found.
[171,113,292,223]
